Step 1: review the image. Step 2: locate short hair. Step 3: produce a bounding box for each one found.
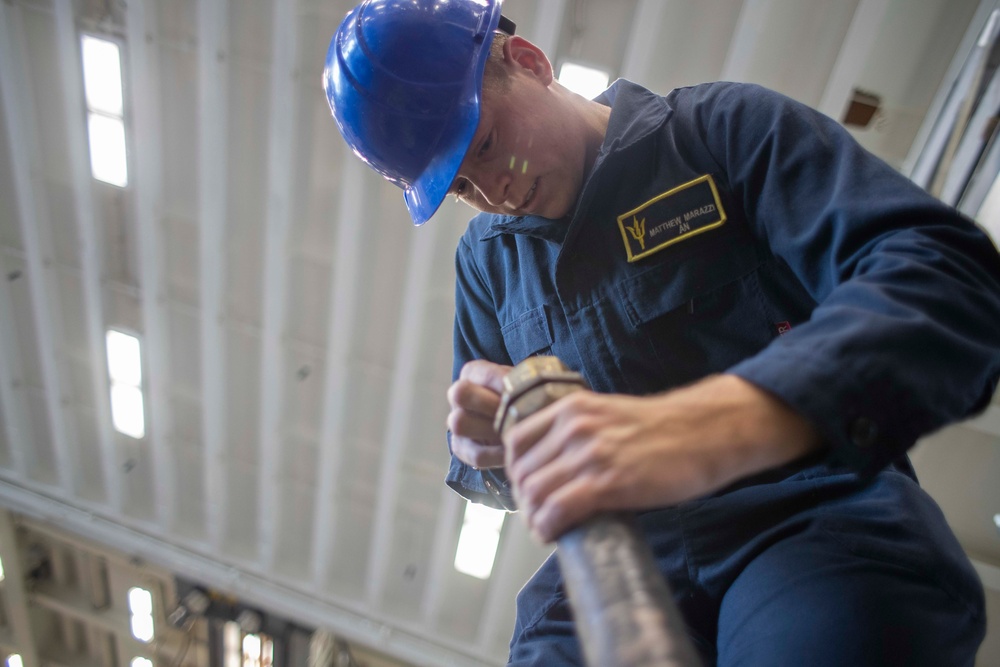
[482,31,510,93]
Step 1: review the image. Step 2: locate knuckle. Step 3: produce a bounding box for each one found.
[563,414,595,441]
[446,381,461,405]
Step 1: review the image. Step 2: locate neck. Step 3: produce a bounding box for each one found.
[583,98,612,175]
[555,82,612,176]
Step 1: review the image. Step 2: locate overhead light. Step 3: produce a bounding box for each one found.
[131,659,153,667]
[454,500,505,579]
[6,656,22,667]
[994,513,1000,533]
[128,586,155,642]
[81,35,128,187]
[81,35,123,115]
[0,555,4,582]
[558,61,610,100]
[88,113,128,187]
[106,330,145,439]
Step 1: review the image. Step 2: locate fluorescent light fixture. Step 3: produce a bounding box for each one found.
[82,35,124,115]
[107,330,145,439]
[82,35,128,187]
[128,586,154,642]
[131,659,153,667]
[107,330,142,385]
[88,113,128,187]
[0,555,4,581]
[128,587,153,615]
[111,384,146,439]
[558,61,610,100]
[224,621,242,667]
[131,614,154,643]
[243,633,261,657]
[7,656,22,667]
[454,500,506,579]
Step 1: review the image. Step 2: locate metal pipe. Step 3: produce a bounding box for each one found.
[495,357,702,667]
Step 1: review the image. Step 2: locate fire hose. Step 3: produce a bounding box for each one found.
[494,356,702,667]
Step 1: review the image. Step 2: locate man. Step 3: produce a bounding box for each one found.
[325,1,1000,664]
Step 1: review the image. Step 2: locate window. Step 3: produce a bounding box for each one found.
[81,35,128,187]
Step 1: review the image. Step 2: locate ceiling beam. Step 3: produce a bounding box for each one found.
[620,0,669,83]
[817,0,893,120]
[418,488,463,629]
[0,509,41,667]
[0,252,32,479]
[530,0,568,57]
[905,0,1000,180]
[0,480,494,667]
[0,0,79,495]
[197,0,230,550]
[720,0,777,82]
[257,0,301,572]
[364,221,440,609]
[310,155,368,586]
[475,518,531,650]
[54,0,121,513]
[125,0,175,529]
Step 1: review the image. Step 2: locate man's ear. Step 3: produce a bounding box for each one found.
[503,35,554,85]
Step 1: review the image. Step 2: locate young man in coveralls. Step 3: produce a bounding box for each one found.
[324,1,1000,664]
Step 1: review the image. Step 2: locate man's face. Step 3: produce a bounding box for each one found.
[447,58,591,220]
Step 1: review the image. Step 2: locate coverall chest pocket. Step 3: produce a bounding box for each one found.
[618,243,773,387]
[501,305,554,365]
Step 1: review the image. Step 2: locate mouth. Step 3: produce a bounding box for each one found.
[520,178,538,213]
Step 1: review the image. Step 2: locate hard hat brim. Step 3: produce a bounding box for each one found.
[403,2,504,226]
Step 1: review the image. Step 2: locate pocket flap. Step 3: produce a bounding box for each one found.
[620,242,761,326]
[501,306,553,363]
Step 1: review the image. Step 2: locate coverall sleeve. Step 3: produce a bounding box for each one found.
[445,231,518,509]
[693,83,1000,475]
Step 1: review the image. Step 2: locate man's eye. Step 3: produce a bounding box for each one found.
[478,131,494,157]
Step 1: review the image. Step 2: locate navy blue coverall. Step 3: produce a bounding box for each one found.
[445,80,1000,665]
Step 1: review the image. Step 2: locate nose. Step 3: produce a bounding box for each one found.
[470,163,513,207]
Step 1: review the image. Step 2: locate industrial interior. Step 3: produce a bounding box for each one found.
[0,0,999,665]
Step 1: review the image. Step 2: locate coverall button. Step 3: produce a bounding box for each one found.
[850,417,878,447]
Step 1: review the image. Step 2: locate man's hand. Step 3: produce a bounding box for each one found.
[503,374,822,542]
[446,360,513,469]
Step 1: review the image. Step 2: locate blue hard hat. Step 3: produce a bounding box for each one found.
[324,0,509,225]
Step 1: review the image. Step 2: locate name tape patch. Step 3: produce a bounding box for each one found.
[617,174,727,263]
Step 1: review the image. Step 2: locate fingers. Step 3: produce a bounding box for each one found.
[503,392,594,482]
[450,434,506,469]
[447,377,504,442]
[446,360,512,470]
[529,475,602,542]
[458,359,510,394]
[447,379,501,420]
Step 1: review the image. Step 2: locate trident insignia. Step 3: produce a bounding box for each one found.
[626,215,646,250]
